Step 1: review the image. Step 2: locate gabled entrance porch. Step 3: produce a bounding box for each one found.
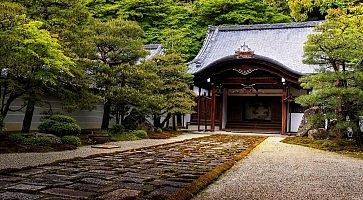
[189,47,305,134]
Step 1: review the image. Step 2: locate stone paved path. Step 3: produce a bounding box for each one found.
[0,134,209,170]
[0,135,263,200]
[193,137,363,200]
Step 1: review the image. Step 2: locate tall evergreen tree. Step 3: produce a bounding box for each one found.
[84,19,147,130]
[144,54,195,129]
[296,5,363,141]
[0,1,76,131]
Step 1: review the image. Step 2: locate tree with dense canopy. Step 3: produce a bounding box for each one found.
[7,0,99,133]
[143,54,195,129]
[296,4,363,142]
[87,0,292,61]
[84,18,152,130]
[288,0,360,21]
[0,1,77,131]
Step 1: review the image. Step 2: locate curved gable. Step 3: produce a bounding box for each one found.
[190,21,322,75]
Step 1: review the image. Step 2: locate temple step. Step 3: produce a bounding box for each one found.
[226,121,281,130]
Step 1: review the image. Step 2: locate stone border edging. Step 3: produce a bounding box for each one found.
[168,137,267,200]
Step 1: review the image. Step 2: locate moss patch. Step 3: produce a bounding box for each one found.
[282,136,363,159]
[168,136,266,200]
[148,131,182,139]
[110,133,141,141]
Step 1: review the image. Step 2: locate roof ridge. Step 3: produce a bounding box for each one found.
[209,21,323,31]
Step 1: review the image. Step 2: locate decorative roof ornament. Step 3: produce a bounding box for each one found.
[234,43,255,59]
[233,65,258,75]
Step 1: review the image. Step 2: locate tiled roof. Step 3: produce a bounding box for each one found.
[144,44,163,60]
[189,21,322,75]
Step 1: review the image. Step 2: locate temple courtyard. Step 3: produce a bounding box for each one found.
[0,133,362,200]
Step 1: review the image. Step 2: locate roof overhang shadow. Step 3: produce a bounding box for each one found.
[193,54,302,85]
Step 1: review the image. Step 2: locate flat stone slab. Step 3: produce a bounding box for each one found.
[42,188,96,199]
[0,191,43,200]
[91,145,120,149]
[6,184,46,191]
[97,189,141,200]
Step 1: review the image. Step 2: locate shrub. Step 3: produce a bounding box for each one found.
[29,137,52,146]
[38,114,81,137]
[47,114,77,123]
[111,133,140,141]
[131,130,148,139]
[61,135,81,147]
[8,133,27,144]
[109,124,125,134]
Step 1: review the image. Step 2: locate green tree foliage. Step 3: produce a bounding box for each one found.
[85,18,152,129]
[15,0,92,57]
[288,0,359,21]
[0,2,77,129]
[196,0,291,25]
[264,0,290,14]
[10,0,99,132]
[143,54,195,129]
[87,0,291,61]
[296,5,363,141]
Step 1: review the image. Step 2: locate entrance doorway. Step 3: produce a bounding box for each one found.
[226,96,281,131]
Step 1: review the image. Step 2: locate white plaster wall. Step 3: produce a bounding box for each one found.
[184,114,191,128]
[290,113,304,132]
[4,98,104,131]
[193,86,209,96]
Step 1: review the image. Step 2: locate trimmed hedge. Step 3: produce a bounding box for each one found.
[8,134,52,146]
[131,130,148,139]
[29,137,52,146]
[109,124,125,134]
[61,135,81,146]
[38,114,81,137]
[8,133,27,144]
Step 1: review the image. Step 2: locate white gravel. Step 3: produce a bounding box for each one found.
[193,137,363,200]
[0,133,209,170]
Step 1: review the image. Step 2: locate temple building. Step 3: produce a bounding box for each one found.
[185,21,321,134]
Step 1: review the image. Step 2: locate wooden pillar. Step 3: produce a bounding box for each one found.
[204,97,207,131]
[210,84,216,131]
[219,87,223,130]
[197,88,201,132]
[281,87,288,135]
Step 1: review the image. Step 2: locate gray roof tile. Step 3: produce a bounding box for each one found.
[189,21,322,75]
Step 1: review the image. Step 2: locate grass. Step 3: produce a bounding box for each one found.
[110,132,141,141]
[282,136,363,159]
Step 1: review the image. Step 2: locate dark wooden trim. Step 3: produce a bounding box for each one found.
[197,87,201,131]
[210,85,216,131]
[219,88,224,130]
[281,87,288,134]
[193,55,301,86]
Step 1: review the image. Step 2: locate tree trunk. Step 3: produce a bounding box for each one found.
[21,99,35,133]
[153,114,161,128]
[161,113,172,128]
[115,110,120,125]
[172,114,176,131]
[101,100,111,130]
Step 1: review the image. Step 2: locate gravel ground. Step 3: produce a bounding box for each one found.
[193,137,363,200]
[0,133,209,170]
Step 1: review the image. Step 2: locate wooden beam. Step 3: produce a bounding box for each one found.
[219,88,223,130]
[281,87,288,135]
[210,84,216,131]
[197,87,201,132]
